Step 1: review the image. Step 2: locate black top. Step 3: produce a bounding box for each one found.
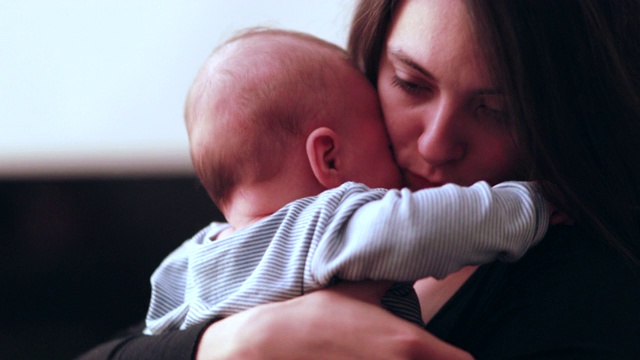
[76,226,640,360]
[427,225,640,359]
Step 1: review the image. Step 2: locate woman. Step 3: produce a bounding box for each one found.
[78,0,640,359]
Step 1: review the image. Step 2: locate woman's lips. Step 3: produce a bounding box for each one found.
[403,171,443,190]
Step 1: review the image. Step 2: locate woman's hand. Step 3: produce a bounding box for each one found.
[196,281,472,360]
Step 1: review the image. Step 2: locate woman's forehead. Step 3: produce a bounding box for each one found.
[387,0,494,93]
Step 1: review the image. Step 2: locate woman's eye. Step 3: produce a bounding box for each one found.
[476,105,507,123]
[391,75,427,94]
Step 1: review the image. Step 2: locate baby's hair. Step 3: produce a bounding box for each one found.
[185,27,354,208]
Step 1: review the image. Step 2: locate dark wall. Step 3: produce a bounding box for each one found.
[0,177,223,360]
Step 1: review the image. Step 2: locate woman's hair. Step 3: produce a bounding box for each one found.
[348,0,640,265]
[185,28,351,208]
[348,0,401,86]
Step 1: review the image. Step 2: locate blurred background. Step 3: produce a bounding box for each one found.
[0,1,355,358]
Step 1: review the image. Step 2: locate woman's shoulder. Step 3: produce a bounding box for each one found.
[428,225,640,358]
[506,224,640,290]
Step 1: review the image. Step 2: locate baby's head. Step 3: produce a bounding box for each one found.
[185,28,400,210]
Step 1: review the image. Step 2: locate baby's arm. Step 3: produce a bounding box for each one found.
[310,181,549,283]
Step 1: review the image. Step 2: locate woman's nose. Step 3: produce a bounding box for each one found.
[417,104,465,166]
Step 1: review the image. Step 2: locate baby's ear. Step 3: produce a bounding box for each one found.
[306,127,345,188]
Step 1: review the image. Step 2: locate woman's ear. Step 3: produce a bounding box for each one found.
[306,127,345,188]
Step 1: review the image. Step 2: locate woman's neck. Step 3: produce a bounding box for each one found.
[414,266,478,324]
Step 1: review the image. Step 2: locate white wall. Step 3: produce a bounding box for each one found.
[0,0,356,178]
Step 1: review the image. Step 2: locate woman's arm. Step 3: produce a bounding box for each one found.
[196,281,473,360]
[77,281,472,360]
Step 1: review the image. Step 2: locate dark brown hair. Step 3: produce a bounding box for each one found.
[348,0,640,265]
[348,0,401,87]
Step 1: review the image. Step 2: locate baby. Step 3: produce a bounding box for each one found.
[144,28,549,334]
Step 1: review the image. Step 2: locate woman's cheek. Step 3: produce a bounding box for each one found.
[478,136,523,184]
[381,110,412,163]
[379,89,410,145]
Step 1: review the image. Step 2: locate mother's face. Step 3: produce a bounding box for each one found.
[377,0,521,190]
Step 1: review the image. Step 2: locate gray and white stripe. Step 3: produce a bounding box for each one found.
[145,181,548,334]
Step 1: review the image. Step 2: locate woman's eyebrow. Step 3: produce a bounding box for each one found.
[389,49,503,95]
[388,50,435,81]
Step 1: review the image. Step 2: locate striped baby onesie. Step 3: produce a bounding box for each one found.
[145,181,548,334]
